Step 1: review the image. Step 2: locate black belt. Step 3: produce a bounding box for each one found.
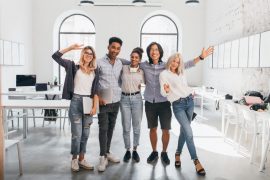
[122,91,140,96]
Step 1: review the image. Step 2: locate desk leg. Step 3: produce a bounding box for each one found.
[3,109,8,139]
[23,109,27,139]
[221,108,225,134]
[200,95,204,117]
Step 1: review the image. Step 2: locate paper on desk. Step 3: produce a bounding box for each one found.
[83,97,93,114]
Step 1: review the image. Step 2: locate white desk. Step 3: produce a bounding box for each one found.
[193,87,225,119]
[1,90,62,96]
[2,100,70,139]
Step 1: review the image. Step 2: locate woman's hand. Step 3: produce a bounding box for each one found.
[59,44,84,54]
[200,46,214,59]
[90,107,97,115]
[163,84,170,93]
[69,44,84,50]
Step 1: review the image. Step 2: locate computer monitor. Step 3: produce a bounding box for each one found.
[16,75,36,87]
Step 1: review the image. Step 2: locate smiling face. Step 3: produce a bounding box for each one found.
[170,57,180,73]
[149,44,160,63]
[83,48,94,64]
[130,52,141,67]
[108,42,121,60]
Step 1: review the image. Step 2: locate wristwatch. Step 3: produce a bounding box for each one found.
[199,55,204,60]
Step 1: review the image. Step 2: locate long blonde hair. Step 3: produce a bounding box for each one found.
[166,53,184,75]
[79,46,96,74]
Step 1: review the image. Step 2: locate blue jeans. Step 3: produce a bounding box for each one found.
[69,94,93,155]
[120,93,143,149]
[172,95,198,160]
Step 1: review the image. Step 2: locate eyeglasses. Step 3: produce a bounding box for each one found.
[84,52,93,56]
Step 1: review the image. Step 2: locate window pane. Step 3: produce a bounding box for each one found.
[141,35,177,62]
[142,16,177,34]
[60,15,95,32]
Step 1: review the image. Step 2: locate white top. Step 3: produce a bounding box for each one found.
[121,65,145,93]
[159,69,193,102]
[74,69,95,95]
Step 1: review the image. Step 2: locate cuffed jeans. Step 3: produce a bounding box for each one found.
[172,94,198,160]
[69,94,93,155]
[98,102,120,156]
[120,93,143,149]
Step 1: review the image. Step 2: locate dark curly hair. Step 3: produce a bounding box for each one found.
[131,47,144,60]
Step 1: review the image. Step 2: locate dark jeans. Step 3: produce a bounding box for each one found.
[98,102,120,156]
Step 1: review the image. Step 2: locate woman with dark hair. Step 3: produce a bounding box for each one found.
[52,44,99,172]
[120,47,145,163]
[140,42,213,166]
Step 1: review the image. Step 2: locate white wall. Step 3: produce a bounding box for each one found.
[203,0,270,97]
[0,0,33,92]
[32,0,206,86]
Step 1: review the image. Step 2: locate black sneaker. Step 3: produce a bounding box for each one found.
[161,152,170,165]
[132,150,140,163]
[147,151,158,163]
[123,150,131,162]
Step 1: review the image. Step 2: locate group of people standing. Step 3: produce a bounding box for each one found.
[52,37,213,176]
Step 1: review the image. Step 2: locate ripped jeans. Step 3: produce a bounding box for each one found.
[69,94,93,155]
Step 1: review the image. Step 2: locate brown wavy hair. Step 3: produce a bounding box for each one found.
[79,46,96,74]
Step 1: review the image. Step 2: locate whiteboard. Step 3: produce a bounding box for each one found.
[0,40,3,65]
[218,44,224,68]
[224,42,231,68]
[3,41,12,65]
[212,45,219,68]
[238,37,248,67]
[19,43,25,65]
[230,39,239,67]
[260,30,270,67]
[248,34,260,67]
[12,42,19,65]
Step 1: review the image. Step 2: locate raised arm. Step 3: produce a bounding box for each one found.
[184,46,214,69]
[52,44,84,68]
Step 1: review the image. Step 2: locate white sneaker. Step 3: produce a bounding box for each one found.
[79,159,94,170]
[71,159,79,172]
[98,156,108,172]
[107,153,120,163]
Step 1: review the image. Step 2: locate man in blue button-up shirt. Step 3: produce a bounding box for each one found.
[96,37,123,172]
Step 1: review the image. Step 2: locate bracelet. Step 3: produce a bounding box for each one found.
[199,55,204,60]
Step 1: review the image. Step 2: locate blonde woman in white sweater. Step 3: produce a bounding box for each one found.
[159,51,212,176]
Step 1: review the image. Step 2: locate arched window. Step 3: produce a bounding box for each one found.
[57,14,95,85]
[140,14,179,61]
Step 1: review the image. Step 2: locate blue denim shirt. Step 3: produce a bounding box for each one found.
[140,60,195,103]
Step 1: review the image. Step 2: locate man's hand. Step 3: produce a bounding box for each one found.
[200,46,214,59]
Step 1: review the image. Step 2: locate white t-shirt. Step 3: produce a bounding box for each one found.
[159,69,193,102]
[74,69,95,95]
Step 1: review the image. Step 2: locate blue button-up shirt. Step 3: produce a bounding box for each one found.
[140,60,195,103]
[97,55,123,103]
